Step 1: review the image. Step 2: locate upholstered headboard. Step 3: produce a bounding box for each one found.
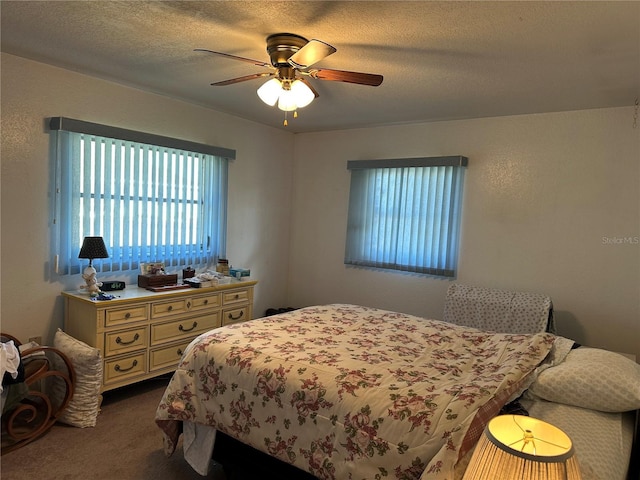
[443,284,555,334]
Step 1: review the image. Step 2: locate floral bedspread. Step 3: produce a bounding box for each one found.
[155,304,556,480]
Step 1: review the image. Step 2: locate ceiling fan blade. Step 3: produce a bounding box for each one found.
[288,39,336,69]
[210,72,274,86]
[309,68,383,87]
[195,48,271,68]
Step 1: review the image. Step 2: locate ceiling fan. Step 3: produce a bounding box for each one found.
[196,33,383,124]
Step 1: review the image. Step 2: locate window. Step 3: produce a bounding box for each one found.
[50,117,234,275]
[345,156,467,277]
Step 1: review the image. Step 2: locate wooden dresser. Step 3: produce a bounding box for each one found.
[62,280,257,392]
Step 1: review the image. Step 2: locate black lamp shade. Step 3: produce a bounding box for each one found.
[78,236,109,261]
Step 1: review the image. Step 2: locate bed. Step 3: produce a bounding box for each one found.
[155,292,639,480]
[521,347,639,480]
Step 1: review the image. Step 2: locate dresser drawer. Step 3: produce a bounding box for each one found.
[105,304,149,327]
[151,298,190,319]
[222,289,249,306]
[149,340,191,372]
[104,326,148,357]
[150,312,220,346]
[190,293,220,312]
[103,352,147,386]
[222,306,249,326]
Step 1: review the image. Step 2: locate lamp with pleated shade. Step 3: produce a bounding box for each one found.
[78,236,109,295]
[463,415,582,480]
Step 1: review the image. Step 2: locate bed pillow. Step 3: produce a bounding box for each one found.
[51,328,103,427]
[529,347,640,412]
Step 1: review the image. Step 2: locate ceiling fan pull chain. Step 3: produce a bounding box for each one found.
[283,111,288,126]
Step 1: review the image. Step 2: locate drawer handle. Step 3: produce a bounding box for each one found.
[187,301,191,309]
[179,321,198,332]
[116,333,140,345]
[124,312,131,319]
[203,299,208,305]
[177,349,183,356]
[234,294,240,299]
[167,305,173,312]
[114,359,138,372]
[228,311,244,321]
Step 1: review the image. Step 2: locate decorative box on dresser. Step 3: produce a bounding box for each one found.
[62,280,257,392]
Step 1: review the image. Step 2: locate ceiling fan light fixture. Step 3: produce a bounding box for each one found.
[259,77,315,112]
[277,88,298,111]
[290,80,314,108]
[257,78,282,106]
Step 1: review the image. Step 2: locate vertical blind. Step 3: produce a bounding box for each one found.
[50,118,233,275]
[345,156,467,277]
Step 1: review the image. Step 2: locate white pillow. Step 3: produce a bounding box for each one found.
[51,328,103,427]
[529,347,640,412]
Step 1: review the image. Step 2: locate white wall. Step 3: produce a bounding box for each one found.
[0,53,294,343]
[289,108,640,358]
[3,52,638,359]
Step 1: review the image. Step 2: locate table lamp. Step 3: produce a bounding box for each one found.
[463,414,582,480]
[78,236,109,295]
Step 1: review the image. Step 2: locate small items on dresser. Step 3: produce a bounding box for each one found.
[229,268,250,280]
[137,273,180,290]
[216,258,230,276]
[183,270,230,288]
[138,261,181,290]
[182,267,195,281]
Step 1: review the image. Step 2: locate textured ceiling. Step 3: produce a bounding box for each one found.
[1,1,639,133]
